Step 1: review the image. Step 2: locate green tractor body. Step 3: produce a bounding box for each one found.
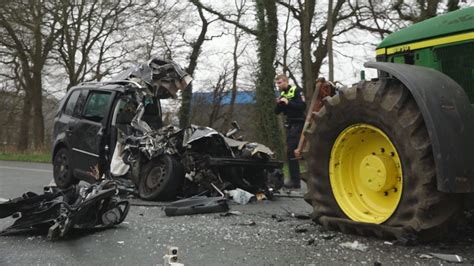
[304,7,474,242]
[376,6,474,104]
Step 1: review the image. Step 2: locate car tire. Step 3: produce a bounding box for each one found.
[139,155,184,201]
[53,148,79,188]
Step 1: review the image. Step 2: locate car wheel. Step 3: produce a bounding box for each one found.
[53,148,78,188]
[139,155,184,201]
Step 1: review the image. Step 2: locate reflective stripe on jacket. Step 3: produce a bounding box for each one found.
[280,85,297,99]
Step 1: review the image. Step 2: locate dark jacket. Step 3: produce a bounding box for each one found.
[275,86,306,123]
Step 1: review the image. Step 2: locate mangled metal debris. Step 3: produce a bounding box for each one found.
[226,188,255,204]
[113,122,283,201]
[53,57,283,202]
[429,253,463,263]
[163,196,228,216]
[0,180,129,240]
[339,241,369,252]
[110,58,284,201]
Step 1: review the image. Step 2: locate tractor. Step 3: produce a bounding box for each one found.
[303,6,474,242]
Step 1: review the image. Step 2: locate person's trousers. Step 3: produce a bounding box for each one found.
[286,122,304,188]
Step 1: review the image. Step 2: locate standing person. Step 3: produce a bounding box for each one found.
[274,74,306,189]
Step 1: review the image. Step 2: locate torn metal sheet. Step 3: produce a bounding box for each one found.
[112,57,192,99]
[0,180,129,240]
[226,188,255,204]
[163,196,228,216]
[429,253,463,263]
[183,126,220,146]
[110,142,130,176]
[116,121,283,201]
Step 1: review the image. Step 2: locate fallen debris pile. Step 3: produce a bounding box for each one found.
[0,180,129,240]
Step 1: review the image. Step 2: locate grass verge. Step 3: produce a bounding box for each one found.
[0,151,51,163]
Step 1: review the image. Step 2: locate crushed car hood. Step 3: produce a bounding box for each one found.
[111,57,193,99]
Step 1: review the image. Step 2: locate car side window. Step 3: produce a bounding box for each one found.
[82,91,112,123]
[63,90,81,116]
[74,89,89,117]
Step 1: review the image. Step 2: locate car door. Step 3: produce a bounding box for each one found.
[69,90,114,181]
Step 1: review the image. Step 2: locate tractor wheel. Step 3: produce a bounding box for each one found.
[53,148,79,188]
[139,155,184,201]
[304,79,463,241]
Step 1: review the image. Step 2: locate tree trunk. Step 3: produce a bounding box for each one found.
[254,0,283,158]
[300,0,316,100]
[31,73,45,150]
[223,26,241,128]
[327,0,334,82]
[179,2,209,128]
[18,91,31,151]
[179,84,193,128]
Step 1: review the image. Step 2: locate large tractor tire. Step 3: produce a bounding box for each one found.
[304,79,463,242]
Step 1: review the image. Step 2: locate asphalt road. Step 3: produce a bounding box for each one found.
[0,160,473,265]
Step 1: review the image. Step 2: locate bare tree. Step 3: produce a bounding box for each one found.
[278,0,354,99]
[392,0,460,23]
[0,0,64,150]
[179,0,215,128]
[222,0,250,128]
[327,0,334,82]
[275,0,301,88]
[349,0,461,42]
[57,0,134,90]
[189,0,284,157]
[208,68,230,127]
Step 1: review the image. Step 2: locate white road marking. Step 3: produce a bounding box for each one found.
[0,166,52,173]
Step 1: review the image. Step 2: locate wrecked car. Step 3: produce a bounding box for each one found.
[0,180,129,240]
[52,58,283,201]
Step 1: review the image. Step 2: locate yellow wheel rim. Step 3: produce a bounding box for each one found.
[330,123,403,224]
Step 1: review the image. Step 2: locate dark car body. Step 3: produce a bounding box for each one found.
[52,58,283,201]
[52,82,161,184]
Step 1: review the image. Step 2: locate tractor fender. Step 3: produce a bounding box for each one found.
[365,62,474,193]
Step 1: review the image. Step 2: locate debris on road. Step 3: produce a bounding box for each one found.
[220,211,242,217]
[163,196,228,216]
[163,246,184,266]
[255,191,267,201]
[294,223,315,234]
[0,180,129,240]
[339,241,369,252]
[226,188,255,204]
[236,220,257,226]
[321,233,336,240]
[429,253,463,263]
[307,238,317,246]
[280,206,311,219]
[271,214,285,222]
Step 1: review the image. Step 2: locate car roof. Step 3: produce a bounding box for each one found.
[69,81,137,93]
